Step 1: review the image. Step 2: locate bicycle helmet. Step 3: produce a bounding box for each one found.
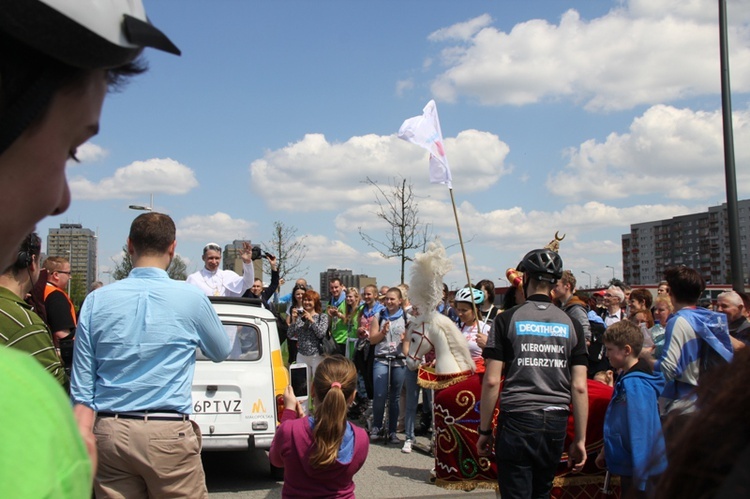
[0,0,180,69]
[454,287,484,305]
[0,0,180,156]
[517,248,563,282]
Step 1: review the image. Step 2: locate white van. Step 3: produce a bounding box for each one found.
[192,297,289,474]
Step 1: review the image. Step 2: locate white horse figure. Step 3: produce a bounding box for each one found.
[404,240,474,376]
[406,313,474,376]
[404,242,495,491]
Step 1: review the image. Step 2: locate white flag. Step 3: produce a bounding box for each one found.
[397,100,452,189]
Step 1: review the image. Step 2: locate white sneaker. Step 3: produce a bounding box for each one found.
[401,439,413,453]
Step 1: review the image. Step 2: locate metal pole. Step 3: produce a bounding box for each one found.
[606,265,615,282]
[719,0,745,291]
[581,270,592,289]
[449,188,478,318]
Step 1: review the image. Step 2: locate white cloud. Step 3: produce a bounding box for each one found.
[334,188,695,259]
[301,234,391,273]
[303,235,361,262]
[70,158,198,200]
[428,1,750,111]
[547,105,750,200]
[395,79,414,96]
[249,131,510,210]
[428,14,493,42]
[177,212,257,242]
[67,142,108,166]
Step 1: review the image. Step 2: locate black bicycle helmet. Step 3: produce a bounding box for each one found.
[517,248,563,281]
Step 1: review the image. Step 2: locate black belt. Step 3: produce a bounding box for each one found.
[98,411,189,421]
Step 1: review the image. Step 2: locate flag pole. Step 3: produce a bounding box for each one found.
[397,99,480,318]
[448,187,479,318]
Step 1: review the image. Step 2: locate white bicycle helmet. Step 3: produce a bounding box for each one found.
[455,287,484,305]
[0,0,180,69]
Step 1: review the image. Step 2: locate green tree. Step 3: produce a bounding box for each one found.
[167,254,187,280]
[111,245,131,281]
[111,245,187,281]
[69,273,87,309]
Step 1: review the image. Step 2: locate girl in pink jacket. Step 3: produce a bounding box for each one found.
[270,355,369,498]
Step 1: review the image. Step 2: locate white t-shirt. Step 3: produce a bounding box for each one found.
[462,320,490,362]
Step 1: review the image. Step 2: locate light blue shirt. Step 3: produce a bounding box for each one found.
[71,267,231,414]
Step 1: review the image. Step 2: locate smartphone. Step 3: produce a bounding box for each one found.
[289,363,310,415]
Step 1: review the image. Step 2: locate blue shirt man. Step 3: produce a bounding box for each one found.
[71,213,231,498]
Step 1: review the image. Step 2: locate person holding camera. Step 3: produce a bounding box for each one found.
[243,253,279,308]
[288,289,330,379]
[187,241,255,297]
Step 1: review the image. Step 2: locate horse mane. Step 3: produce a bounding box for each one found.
[434,314,476,373]
[409,241,452,315]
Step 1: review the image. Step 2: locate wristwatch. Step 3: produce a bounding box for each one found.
[478,427,493,436]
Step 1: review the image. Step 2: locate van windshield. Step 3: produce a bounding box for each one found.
[196,323,260,361]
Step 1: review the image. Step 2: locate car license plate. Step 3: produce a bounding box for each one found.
[193,399,242,414]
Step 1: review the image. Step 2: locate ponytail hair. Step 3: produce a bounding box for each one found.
[309,355,357,468]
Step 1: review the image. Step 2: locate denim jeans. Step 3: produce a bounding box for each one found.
[403,368,419,440]
[421,386,433,419]
[495,410,569,499]
[372,360,406,434]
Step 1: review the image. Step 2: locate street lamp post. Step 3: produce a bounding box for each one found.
[605,265,615,282]
[497,277,508,287]
[580,270,592,289]
[128,194,154,212]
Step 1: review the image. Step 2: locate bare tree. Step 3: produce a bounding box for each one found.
[358,176,432,283]
[266,221,308,285]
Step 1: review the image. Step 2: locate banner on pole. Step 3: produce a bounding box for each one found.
[398,100,452,189]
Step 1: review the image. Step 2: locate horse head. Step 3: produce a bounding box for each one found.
[405,315,435,371]
[406,312,475,374]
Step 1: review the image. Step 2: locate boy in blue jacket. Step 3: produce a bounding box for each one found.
[596,320,667,496]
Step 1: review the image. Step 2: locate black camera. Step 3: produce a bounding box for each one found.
[251,246,275,261]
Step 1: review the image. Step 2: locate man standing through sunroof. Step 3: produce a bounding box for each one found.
[187,241,255,297]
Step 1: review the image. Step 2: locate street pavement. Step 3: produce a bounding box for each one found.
[205,433,498,498]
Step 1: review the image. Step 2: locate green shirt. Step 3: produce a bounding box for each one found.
[329,299,349,344]
[0,347,92,497]
[0,286,67,386]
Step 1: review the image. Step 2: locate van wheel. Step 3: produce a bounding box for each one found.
[270,463,284,481]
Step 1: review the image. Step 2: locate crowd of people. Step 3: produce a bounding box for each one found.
[3,217,750,497]
[264,246,749,498]
[1,2,749,498]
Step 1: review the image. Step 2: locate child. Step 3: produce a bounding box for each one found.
[596,320,667,496]
[270,355,369,498]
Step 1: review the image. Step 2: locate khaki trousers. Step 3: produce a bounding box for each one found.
[93,417,207,499]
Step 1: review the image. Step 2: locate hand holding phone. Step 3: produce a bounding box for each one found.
[289,363,310,416]
[283,385,297,411]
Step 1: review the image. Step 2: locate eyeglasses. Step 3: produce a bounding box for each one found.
[604,293,613,297]
[56,270,71,275]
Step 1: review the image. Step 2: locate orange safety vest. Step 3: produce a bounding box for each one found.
[44,283,77,327]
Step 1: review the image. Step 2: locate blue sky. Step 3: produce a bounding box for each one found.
[38,0,750,292]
